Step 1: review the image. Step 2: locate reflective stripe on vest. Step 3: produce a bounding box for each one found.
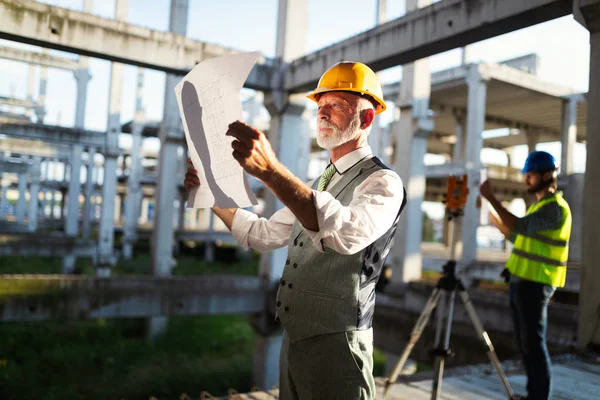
[506,193,572,287]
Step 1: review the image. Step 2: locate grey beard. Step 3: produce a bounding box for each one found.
[317,116,361,150]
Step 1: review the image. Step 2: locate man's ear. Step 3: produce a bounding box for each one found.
[361,109,376,129]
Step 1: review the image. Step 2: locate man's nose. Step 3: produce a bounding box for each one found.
[318,107,330,120]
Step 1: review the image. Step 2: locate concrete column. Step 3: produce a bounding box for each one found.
[0,185,7,219]
[452,111,466,162]
[575,0,600,350]
[123,68,146,260]
[50,190,56,219]
[368,0,387,158]
[388,0,433,289]
[461,46,472,65]
[560,96,578,176]
[205,211,215,263]
[82,148,96,240]
[35,49,48,123]
[445,111,466,248]
[26,64,36,119]
[151,0,189,279]
[525,130,540,154]
[40,190,47,218]
[177,190,186,231]
[98,0,128,276]
[140,197,149,224]
[261,0,309,287]
[460,64,488,270]
[254,0,309,389]
[60,190,66,219]
[28,157,41,231]
[147,0,189,341]
[115,193,125,224]
[63,143,83,273]
[253,333,283,391]
[16,173,27,224]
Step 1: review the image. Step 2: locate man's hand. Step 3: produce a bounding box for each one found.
[479,179,494,200]
[226,120,280,181]
[184,159,200,192]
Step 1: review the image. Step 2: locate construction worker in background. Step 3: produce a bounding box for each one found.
[478,150,572,400]
[184,61,406,399]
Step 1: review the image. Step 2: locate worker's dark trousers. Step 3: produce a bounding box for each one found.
[509,278,556,400]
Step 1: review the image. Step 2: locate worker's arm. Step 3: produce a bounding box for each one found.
[184,161,295,252]
[209,207,237,230]
[490,212,512,238]
[227,121,319,232]
[479,180,519,231]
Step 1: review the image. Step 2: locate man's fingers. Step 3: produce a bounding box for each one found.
[184,174,200,185]
[231,140,251,156]
[186,166,198,175]
[227,121,260,145]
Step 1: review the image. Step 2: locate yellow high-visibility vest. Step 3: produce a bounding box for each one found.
[506,193,572,287]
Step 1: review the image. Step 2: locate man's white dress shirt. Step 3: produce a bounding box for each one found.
[231,146,404,255]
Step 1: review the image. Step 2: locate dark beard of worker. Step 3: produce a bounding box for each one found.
[528,173,554,194]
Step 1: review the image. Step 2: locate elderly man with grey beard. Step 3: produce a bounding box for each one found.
[184,61,406,400]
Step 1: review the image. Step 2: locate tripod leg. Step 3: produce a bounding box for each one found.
[431,290,456,400]
[458,290,516,399]
[384,288,443,396]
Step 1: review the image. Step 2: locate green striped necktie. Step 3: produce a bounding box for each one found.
[317,164,336,192]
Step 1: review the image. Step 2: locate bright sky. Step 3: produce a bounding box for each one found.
[0,0,592,217]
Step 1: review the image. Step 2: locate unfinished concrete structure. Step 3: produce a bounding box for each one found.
[1,0,599,393]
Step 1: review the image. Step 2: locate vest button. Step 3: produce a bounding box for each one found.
[286,259,290,265]
[281,280,286,286]
[288,283,292,289]
[277,301,281,307]
[284,306,289,312]
[275,316,280,322]
[299,242,304,247]
[293,263,298,268]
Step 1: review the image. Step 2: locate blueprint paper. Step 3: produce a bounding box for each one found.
[175,52,260,209]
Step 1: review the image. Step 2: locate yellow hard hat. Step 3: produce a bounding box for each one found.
[306,61,387,114]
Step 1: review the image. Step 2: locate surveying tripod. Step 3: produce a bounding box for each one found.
[384,175,516,400]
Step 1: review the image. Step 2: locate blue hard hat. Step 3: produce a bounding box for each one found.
[522,151,557,173]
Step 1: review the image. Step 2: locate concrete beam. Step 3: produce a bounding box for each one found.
[0,118,105,150]
[284,0,572,92]
[0,45,78,70]
[0,137,69,158]
[425,162,466,178]
[0,0,274,90]
[0,96,37,109]
[383,62,579,102]
[0,275,264,321]
[0,159,30,174]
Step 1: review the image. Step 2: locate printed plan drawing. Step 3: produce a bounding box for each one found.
[175,52,260,209]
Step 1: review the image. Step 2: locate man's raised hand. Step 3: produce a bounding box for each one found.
[226,120,280,181]
[184,158,200,192]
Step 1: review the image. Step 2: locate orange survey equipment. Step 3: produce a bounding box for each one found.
[445,174,469,215]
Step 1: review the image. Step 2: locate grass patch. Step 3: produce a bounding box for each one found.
[0,315,255,400]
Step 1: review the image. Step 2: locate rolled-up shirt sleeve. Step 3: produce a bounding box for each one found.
[303,170,404,255]
[231,206,296,253]
[513,202,564,237]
